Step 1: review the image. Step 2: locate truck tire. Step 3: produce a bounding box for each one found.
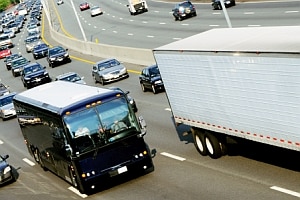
[204,132,222,159]
[193,130,208,156]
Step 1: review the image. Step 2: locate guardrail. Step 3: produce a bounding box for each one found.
[42,0,155,66]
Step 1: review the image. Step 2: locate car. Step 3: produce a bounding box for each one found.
[55,72,86,84]
[0,82,10,96]
[0,45,11,59]
[4,53,22,70]
[27,30,41,39]
[90,6,103,17]
[24,35,41,53]
[139,64,164,94]
[32,42,49,59]
[212,0,235,10]
[46,46,71,68]
[0,154,16,184]
[26,24,39,34]
[92,58,129,85]
[57,0,64,5]
[79,2,90,11]
[0,34,13,48]
[21,62,51,89]
[11,57,30,77]
[172,1,197,21]
[2,29,15,38]
[0,92,17,120]
[108,86,138,112]
[6,22,20,33]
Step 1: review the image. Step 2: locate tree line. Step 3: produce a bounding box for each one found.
[0,0,20,12]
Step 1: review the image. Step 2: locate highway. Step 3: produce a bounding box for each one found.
[0,0,300,199]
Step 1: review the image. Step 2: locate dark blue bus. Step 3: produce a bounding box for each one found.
[13,81,155,194]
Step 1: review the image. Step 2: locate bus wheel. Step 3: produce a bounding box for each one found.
[192,129,208,156]
[33,149,40,163]
[204,132,222,159]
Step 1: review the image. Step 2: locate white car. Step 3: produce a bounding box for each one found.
[2,30,15,38]
[90,6,103,17]
[27,24,39,34]
[57,0,63,5]
[0,92,17,120]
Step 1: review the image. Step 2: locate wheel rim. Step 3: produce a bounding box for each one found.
[205,137,214,155]
[195,134,204,152]
[152,85,156,93]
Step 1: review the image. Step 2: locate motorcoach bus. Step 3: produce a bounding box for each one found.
[13,81,155,194]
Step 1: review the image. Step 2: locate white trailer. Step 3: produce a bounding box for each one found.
[153,26,300,159]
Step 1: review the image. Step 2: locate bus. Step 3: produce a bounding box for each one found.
[13,81,155,194]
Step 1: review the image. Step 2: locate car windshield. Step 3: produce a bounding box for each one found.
[12,58,28,66]
[64,97,140,154]
[0,35,9,41]
[0,95,14,107]
[23,64,42,74]
[149,66,160,77]
[49,47,64,55]
[25,37,39,44]
[60,74,81,82]
[97,59,120,71]
[34,44,47,50]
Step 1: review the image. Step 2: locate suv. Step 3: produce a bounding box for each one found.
[21,62,51,89]
[92,58,129,85]
[46,46,71,68]
[172,1,197,21]
[139,64,164,94]
[212,0,235,10]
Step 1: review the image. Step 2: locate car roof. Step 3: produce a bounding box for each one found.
[0,92,17,100]
[56,72,77,78]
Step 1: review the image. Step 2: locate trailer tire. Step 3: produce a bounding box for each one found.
[193,130,208,156]
[204,132,222,159]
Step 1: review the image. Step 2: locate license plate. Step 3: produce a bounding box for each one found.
[35,78,41,82]
[117,166,128,174]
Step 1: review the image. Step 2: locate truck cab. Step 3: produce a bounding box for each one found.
[127,0,148,15]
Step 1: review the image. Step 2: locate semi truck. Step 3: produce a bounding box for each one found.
[153,26,300,159]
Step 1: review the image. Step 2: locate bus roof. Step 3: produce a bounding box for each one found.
[13,81,119,114]
[154,26,300,54]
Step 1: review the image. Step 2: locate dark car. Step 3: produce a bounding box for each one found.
[139,64,164,94]
[32,43,49,59]
[92,58,129,85]
[11,57,30,77]
[0,82,10,96]
[212,0,235,10]
[46,46,71,68]
[172,1,197,21]
[4,53,23,70]
[0,155,16,185]
[108,86,138,112]
[21,62,51,89]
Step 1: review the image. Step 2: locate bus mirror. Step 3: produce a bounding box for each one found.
[138,116,146,128]
[65,144,73,157]
[151,149,156,158]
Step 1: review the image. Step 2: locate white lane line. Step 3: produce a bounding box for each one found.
[165,108,171,111]
[147,35,154,38]
[68,186,88,198]
[209,24,220,27]
[248,25,261,27]
[0,140,3,144]
[270,186,300,198]
[285,11,299,13]
[23,158,35,166]
[161,152,186,161]
[244,12,255,14]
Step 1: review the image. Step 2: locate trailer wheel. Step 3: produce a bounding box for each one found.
[204,132,222,159]
[193,130,208,156]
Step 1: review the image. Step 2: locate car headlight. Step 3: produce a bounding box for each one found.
[64,52,69,57]
[3,91,9,96]
[4,166,11,174]
[154,80,162,84]
[49,57,55,61]
[120,68,127,74]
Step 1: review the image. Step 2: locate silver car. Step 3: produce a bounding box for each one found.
[92,58,129,85]
[55,72,86,84]
[25,35,41,53]
[0,92,17,120]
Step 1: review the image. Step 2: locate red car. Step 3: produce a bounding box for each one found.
[79,2,90,11]
[0,46,12,59]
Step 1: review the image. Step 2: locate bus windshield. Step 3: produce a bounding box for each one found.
[64,97,140,154]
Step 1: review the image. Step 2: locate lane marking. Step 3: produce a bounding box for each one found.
[23,158,35,166]
[0,140,3,144]
[244,12,255,14]
[285,11,299,13]
[270,186,300,198]
[68,186,88,198]
[165,108,171,111]
[161,152,186,161]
